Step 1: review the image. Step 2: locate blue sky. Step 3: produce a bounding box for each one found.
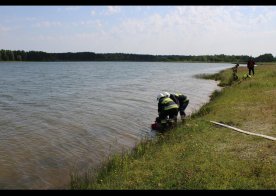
[0,6,276,57]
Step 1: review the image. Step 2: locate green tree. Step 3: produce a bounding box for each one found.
[255,53,274,62]
[8,50,15,61]
[16,55,22,61]
[2,50,9,61]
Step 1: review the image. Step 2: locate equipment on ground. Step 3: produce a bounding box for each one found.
[210,121,276,141]
[151,117,178,131]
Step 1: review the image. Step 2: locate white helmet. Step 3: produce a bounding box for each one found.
[157,93,165,101]
[163,92,170,98]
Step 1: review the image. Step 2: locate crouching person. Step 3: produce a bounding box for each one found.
[163,92,189,121]
[156,93,179,130]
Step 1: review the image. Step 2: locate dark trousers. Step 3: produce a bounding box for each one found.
[179,99,189,116]
[178,95,189,116]
[159,108,178,124]
[248,67,254,75]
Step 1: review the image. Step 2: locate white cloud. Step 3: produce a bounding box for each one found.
[34,35,55,41]
[91,10,96,16]
[64,6,81,11]
[4,6,276,56]
[33,21,62,28]
[0,25,11,33]
[71,20,103,28]
[104,6,121,15]
[23,17,38,22]
[106,6,275,55]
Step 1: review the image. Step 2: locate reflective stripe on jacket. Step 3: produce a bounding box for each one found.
[174,93,188,102]
[158,97,178,112]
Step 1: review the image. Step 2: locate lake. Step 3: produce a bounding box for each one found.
[0,61,233,189]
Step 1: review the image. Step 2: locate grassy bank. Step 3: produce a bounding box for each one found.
[71,64,276,189]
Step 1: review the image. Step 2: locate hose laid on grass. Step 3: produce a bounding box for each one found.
[210,121,276,141]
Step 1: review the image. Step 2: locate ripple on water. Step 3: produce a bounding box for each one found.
[0,61,232,189]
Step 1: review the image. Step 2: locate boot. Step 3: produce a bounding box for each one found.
[160,123,168,131]
[173,116,177,123]
[167,119,174,128]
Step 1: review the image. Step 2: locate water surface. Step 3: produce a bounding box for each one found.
[0,61,232,189]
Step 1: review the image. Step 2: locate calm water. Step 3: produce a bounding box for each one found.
[0,61,232,189]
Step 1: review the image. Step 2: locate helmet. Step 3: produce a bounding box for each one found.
[157,93,165,101]
[163,92,170,98]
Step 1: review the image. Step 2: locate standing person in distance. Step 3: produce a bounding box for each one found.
[247,57,255,76]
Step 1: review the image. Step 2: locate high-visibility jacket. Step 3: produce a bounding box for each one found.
[158,97,179,113]
[171,93,188,104]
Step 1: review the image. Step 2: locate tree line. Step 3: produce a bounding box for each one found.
[0,49,275,63]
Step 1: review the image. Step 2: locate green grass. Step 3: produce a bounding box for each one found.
[71,63,276,189]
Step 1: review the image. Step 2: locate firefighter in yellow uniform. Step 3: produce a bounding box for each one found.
[156,93,179,128]
[163,92,189,120]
